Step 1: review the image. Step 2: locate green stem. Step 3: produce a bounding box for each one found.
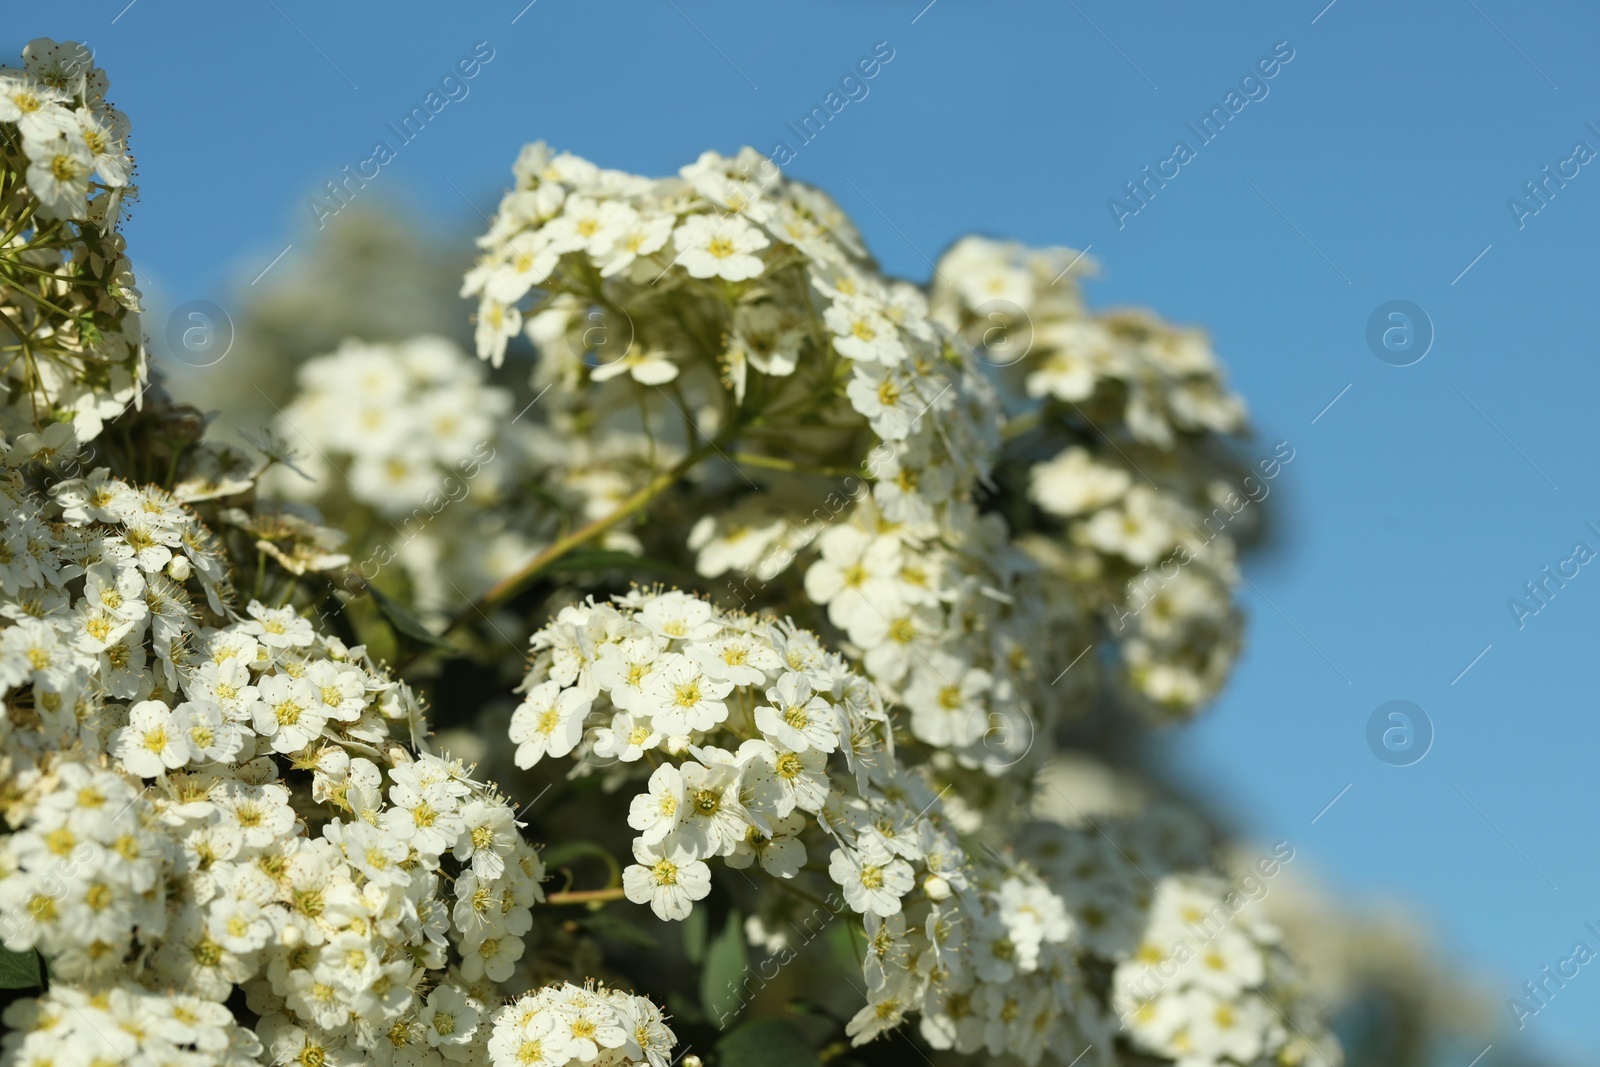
[545,886,628,906]
[730,451,856,478]
[419,441,718,655]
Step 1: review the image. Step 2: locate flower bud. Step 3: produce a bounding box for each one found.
[923,874,951,901]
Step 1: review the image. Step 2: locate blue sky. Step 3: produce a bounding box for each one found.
[13,0,1600,1059]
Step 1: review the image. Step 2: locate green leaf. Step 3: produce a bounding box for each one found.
[682,901,709,965]
[700,908,749,1028]
[367,584,455,652]
[577,910,659,950]
[716,1018,819,1067]
[0,945,41,990]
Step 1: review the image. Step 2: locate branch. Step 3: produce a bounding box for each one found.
[544,886,628,906]
[401,441,717,668]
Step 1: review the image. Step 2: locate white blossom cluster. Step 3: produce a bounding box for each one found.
[265,335,553,617]
[798,497,1085,773]
[0,39,133,222]
[0,450,672,1066]
[1012,805,1338,1067]
[464,143,1000,503]
[265,335,680,622]
[271,336,509,515]
[451,143,1348,1063]
[0,38,146,449]
[510,589,1104,1061]
[931,236,1254,717]
[486,982,675,1067]
[0,32,1369,1063]
[1027,444,1244,715]
[463,144,1091,783]
[1,982,263,1066]
[932,236,1245,446]
[1111,875,1334,1067]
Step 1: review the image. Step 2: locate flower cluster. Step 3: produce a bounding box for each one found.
[449,144,1344,1063]
[1,982,264,1066]
[0,442,667,1065]
[464,142,999,497]
[931,236,1245,446]
[265,335,555,617]
[0,73,1359,1064]
[798,496,1087,773]
[510,589,1108,1062]
[931,236,1255,718]
[270,336,510,516]
[509,589,895,918]
[1111,874,1334,1067]
[463,145,1097,785]
[0,38,145,449]
[0,464,229,734]
[486,982,676,1067]
[0,40,134,221]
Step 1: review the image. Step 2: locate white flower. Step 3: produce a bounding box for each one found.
[461,931,526,983]
[0,74,74,141]
[420,984,481,1054]
[671,214,769,281]
[453,800,519,879]
[725,811,806,878]
[640,654,732,735]
[845,989,910,1045]
[904,655,991,748]
[111,699,186,777]
[509,680,593,767]
[1029,446,1131,517]
[253,672,327,753]
[829,844,914,917]
[622,838,711,921]
[599,212,675,277]
[690,633,781,687]
[1182,989,1271,1063]
[483,231,559,304]
[741,738,829,817]
[638,590,721,641]
[1075,485,1176,566]
[593,635,664,714]
[544,195,633,257]
[328,818,409,887]
[74,104,131,186]
[803,525,904,648]
[825,299,907,365]
[627,762,684,845]
[754,672,840,753]
[5,420,80,467]
[171,699,244,765]
[475,297,523,367]
[240,600,314,649]
[846,363,927,441]
[590,344,680,385]
[862,603,943,683]
[591,710,660,763]
[673,756,750,858]
[1180,926,1265,997]
[304,658,368,722]
[547,986,628,1061]
[183,657,259,721]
